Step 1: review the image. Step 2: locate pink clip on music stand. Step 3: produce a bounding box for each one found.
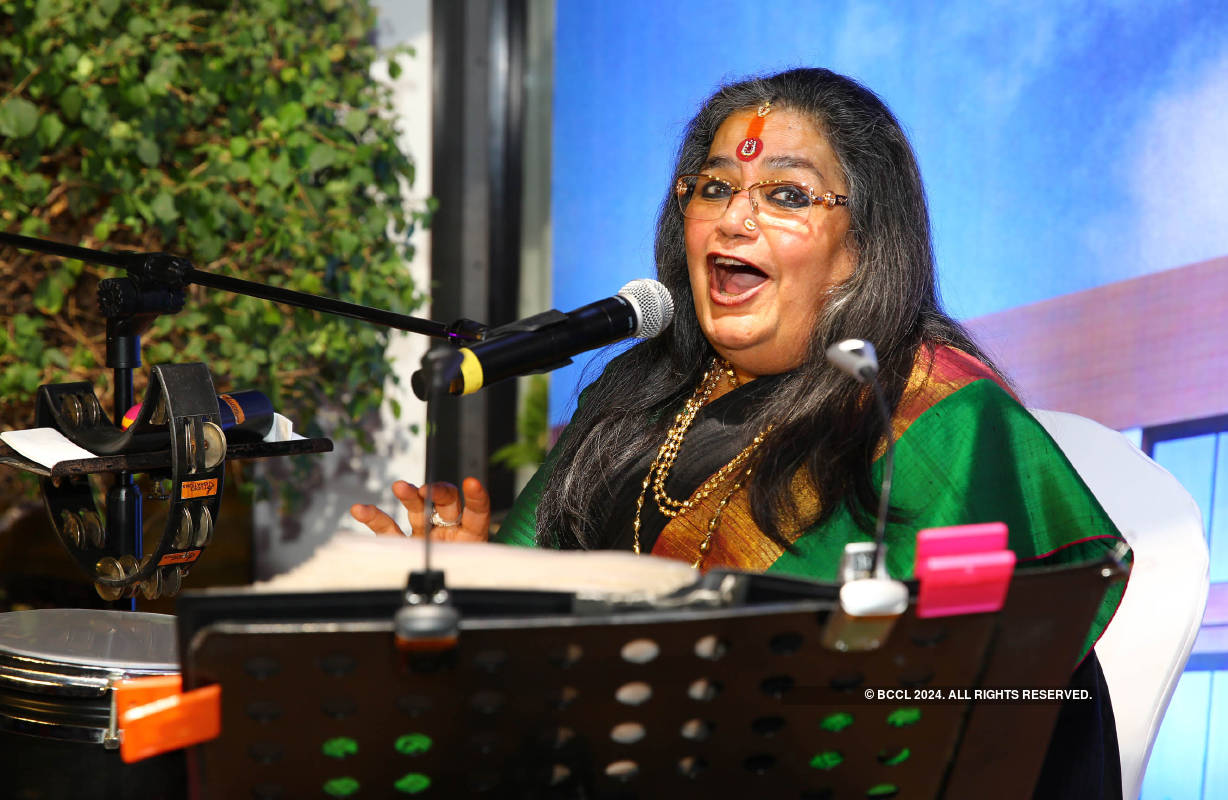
[915,522,1016,619]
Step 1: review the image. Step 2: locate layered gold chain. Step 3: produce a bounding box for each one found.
[633,358,772,567]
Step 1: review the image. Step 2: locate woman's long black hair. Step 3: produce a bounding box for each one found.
[535,68,1000,550]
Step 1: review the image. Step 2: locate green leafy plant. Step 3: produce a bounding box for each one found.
[0,0,427,502]
[490,375,549,470]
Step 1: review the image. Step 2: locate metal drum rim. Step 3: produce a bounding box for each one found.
[0,609,179,673]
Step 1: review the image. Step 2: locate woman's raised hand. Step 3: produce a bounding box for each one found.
[349,477,491,542]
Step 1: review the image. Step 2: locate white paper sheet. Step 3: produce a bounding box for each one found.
[1,428,97,469]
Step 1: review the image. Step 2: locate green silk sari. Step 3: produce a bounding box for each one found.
[495,346,1130,658]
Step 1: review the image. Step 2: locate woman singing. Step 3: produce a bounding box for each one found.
[352,67,1128,798]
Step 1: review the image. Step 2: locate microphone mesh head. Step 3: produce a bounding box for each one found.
[825,339,879,383]
[618,279,675,339]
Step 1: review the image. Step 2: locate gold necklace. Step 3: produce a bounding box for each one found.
[632,358,772,568]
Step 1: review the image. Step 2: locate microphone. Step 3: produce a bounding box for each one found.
[413,279,674,398]
[820,339,907,652]
[826,338,879,384]
[826,338,894,572]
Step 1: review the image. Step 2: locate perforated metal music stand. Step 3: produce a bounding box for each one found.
[174,560,1123,799]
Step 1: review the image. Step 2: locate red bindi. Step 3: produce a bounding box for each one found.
[736,101,772,162]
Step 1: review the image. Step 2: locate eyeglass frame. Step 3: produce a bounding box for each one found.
[673,172,849,223]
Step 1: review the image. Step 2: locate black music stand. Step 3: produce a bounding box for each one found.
[174,559,1123,799]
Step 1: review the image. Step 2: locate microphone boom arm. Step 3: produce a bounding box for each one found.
[0,231,487,342]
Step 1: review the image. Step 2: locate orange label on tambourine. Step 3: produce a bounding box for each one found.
[181,479,218,499]
[158,549,201,566]
[219,393,245,424]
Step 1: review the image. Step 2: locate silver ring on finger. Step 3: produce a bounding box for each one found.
[429,510,461,528]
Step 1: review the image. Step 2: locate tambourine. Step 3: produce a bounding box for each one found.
[35,363,226,601]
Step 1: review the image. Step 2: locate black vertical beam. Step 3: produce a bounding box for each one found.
[431,0,525,509]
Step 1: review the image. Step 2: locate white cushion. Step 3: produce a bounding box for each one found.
[1031,409,1209,800]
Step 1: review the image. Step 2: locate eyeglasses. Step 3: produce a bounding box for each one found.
[674,173,848,224]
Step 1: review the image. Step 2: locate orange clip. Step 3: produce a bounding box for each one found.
[114,675,221,764]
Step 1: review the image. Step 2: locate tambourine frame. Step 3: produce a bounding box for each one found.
[35,363,227,596]
[0,363,336,599]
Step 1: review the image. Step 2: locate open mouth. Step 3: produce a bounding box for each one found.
[710,255,769,300]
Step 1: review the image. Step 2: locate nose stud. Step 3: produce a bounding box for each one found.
[743,217,758,232]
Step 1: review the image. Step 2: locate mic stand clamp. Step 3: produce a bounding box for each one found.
[820,541,910,652]
[393,569,460,657]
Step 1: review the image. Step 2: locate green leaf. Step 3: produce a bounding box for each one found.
[0,97,40,139]
[197,236,223,261]
[60,86,83,120]
[41,348,69,369]
[33,0,58,23]
[276,101,306,129]
[33,274,68,314]
[12,314,45,340]
[151,191,178,222]
[74,54,95,81]
[269,154,293,189]
[249,148,271,186]
[136,138,160,167]
[228,160,251,182]
[342,109,366,135]
[124,84,151,107]
[81,102,109,133]
[127,15,154,37]
[306,144,336,172]
[144,69,170,96]
[2,363,42,396]
[334,230,359,256]
[229,137,250,158]
[37,113,65,148]
[69,345,97,370]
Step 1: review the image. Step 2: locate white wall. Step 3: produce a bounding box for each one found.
[253,1,433,578]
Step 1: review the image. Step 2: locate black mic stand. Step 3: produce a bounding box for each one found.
[100,273,186,607]
[393,346,464,659]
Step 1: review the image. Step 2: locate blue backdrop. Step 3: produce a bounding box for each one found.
[550,0,1228,422]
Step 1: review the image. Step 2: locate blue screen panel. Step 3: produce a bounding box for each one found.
[1204,673,1228,799]
[1210,435,1228,583]
[1152,434,1218,541]
[1142,670,1211,799]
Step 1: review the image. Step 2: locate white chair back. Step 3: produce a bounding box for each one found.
[1031,409,1209,800]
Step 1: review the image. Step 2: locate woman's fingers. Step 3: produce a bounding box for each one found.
[455,477,491,542]
[391,480,427,535]
[359,479,492,542]
[396,480,465,539]
[424,482,462,531]
[349,502,406,537]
